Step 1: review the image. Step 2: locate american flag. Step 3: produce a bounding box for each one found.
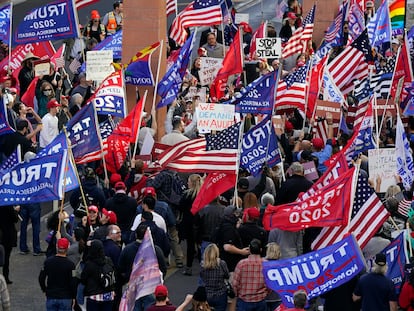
[76,118,114,164]
[312,174,389,250]
[205,122,240,150]
[371,71,392,99]
[75,0,99,9]
[282,4,315,58]
[157,137,238,173]
[166,0,177,16]
[312,119,339,142]
[170,0,223,46]
[50,44,66,69]
[69,58,82,74]
[326,29,370,94]
[324,1,347,44]
[275,64,309,111]
[398,199,411,218]
[0,146,21,174]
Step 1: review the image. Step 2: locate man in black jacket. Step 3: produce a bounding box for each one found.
[39,238,77,310]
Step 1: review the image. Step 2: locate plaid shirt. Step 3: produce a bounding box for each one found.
[232,254,269,302]
[200,259,229,298]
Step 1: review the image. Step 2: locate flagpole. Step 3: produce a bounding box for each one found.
[233,119,245,208]
[57,128,71,234]
[132,90,148,160]
[7,2,12,72]
[346,161,360,233]
[302,57,314,129]
[151,40,164,111]
[309,56,328,134]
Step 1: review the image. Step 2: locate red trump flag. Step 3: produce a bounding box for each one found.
[263,166,357,231]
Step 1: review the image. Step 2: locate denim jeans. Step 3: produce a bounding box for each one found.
[208,293,228,311]
[134,294,155,311]
[236,298,267,311]
[86,298,113,311]
[20,203,41,253]
[46,298,72,311]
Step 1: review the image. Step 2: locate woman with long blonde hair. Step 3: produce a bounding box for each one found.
[178,174,203,275]
[200,243,229,311]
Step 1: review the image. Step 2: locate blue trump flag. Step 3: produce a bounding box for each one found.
[66,103,101,164]
[367,0,391,47]
[93,30,122,59]
[13,0,79,45]
[240,116,281,176]
[0,151,68,206]
[37,132,79,192]
[230,70,277,114]
[263,234,366,308]
[157,33,195,108]
[0,4,11,43]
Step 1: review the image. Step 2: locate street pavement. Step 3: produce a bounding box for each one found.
[8,202,200,310]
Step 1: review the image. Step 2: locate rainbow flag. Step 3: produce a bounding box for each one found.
[389,0,405,35]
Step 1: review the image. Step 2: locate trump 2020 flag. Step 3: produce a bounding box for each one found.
[13,0,79,45]
[90,70,126,117]
[119,228,162,311]
[367,0,391,47]
[263,234,366,308]
[241,116,281,176]
[37,132,79,192]
[0,4,11,43]
[0,151,68,206]
[396,115,414,190]
[66,103,101,164]
[231,70,277,114]
[0,146,21,174]
[263,166,357,231]
[93,30,122,59]
[157,33,195,108]
[125,42,160,86]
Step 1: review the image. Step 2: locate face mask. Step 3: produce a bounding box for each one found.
[43,90,52,96]
[297,60,305,67]
[63,218,70,224]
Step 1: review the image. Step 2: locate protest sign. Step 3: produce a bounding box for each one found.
[235,13,249,24]
[196,103,235,133]
[86,50,115,81]
[303,161,319,181]
[376,99,400,117]
[93,30,122,59]
[198,57,223,86]
[13,0,79,45]
[368,148,397,193]
[240,116,281,176]
[315,100,341,120]
[256,37,282,59]
[0,152,68,205]
[263,234,366,307]
[91,70,126,117]
[34,59,51,77]
[183,86,207,102]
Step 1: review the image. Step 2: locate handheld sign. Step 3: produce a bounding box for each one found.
[256,37,282,59]
[196,103,235,133]
[368,148,397,193]
[34,59,51,77]
[86,50,115,82]
[199,57,223,86]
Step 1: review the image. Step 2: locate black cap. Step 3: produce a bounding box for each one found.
[193,286,207,302]
[375,253,387,266]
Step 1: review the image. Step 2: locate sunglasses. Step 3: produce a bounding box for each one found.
[44,89,52,91]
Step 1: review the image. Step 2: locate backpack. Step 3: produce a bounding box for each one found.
[99,257,116,290]
[158,171,187,206]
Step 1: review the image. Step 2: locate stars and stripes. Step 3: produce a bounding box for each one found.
[398,199,411,218]
[166,0,177,16]
[205,122,240,150]
[157,138,238,173]
[326,29,370,95]
[282,4,315,58]
[169,0,223,46]
[285,63,308,88]
[312,174,389,250]
[75,0,99,9]
[0,146,21,174]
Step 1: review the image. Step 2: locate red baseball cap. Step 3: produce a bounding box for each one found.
[311,138,324,150]
[155,285,168,297]
[110,173,122,185]
[57,238,70,249]
[102,208,117,224]
[114,181,126,190]
[88,205,99,213]
[287,12,297,20]
[245,207,260,220]
[141,187,156,197]
[47,99,60,109]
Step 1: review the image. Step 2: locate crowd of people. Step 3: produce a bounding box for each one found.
[1,0,414,310]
